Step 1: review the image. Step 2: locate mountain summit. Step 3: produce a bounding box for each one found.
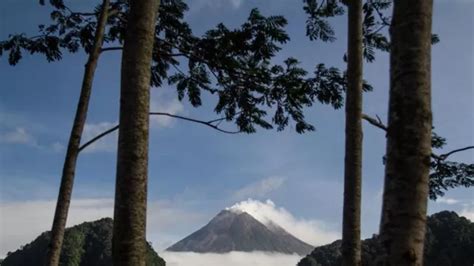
[166,209,314,255]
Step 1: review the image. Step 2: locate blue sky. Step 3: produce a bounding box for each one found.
[0,0,473,259]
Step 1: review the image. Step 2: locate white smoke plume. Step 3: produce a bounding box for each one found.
[227,199,340,246]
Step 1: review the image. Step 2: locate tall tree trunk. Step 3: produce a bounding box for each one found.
[112,0,159,265]
[45,1,109,265]
[378,0,433,265]
[341,0,364,265]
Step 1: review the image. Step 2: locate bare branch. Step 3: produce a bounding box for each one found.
[438,146,474,160]
[362,113,387,130]
[78,112,240,153]
[78,125,119,152]
[100,46,123,53]
[362,113,473,162]
[149,112,240,134]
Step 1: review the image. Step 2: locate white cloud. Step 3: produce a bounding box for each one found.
[0,198,206,258]
[460,208,474,221]
[459,202,474,221]
[161,251,302,266]
[435,197,460,205]
[227,199,339,247]
[233,176,286,200]
[0,127,36,145]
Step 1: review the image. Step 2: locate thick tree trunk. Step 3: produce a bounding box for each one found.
[378,0,433,265]
[341,0,364,265]
[45,1,109,265]
[112,0,159,265]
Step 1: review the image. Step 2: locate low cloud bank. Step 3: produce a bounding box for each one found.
[0,198,205,258]
[161,251,303,266]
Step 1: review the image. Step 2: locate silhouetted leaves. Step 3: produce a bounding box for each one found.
[1,1,350,134]
[430,161,474,199]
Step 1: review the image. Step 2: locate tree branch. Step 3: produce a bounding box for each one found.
[436,146,474,161]
[78,112,240,152]
[362,113,387,130]
[78,125,119,152]
[362,113,473,162]
[100,46,123,53]
[149,112,240,134]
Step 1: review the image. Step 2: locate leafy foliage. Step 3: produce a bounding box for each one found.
[298,211,474,266]
[430,160,474,199]
[303,0,344,42]
[1,218,165,266]
[303,0,438,62]
[1,1,351,134]
[428,131,474,199]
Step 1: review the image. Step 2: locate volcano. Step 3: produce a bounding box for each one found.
[166,209,314,255]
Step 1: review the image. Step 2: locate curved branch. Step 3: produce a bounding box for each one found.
[100,46,123,53]
[362,113,387,130]
[78,125,119,152]
[438,146,474,160]
[149,112,240,134]
[78,112,240,152]
[362,113,473,162]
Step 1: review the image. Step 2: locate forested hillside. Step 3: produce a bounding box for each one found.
[298,211,474,266]
[1,218,165,266]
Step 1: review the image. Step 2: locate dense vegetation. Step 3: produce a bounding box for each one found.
[1,218,165,266]
[298,211,474,266]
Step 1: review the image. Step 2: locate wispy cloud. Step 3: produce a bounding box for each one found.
[233,176,286,200]
[0,127,36,145]
[150,89,185,128]
[227,199,339,246]
[0,112,64,152]
[435,197,460,205]
[0,127,65,152]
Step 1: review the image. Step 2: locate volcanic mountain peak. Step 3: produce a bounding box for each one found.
[166,209,314,255]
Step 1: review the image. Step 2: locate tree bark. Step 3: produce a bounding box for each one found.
[378,0,433,265]
[45,1,109,265]
[112,0,159,265]
[341,0,364,265]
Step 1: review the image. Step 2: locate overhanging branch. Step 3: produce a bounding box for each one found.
[362,113,474,161]
[78,112,240,153]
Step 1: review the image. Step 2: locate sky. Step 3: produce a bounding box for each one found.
[0,0,473,264]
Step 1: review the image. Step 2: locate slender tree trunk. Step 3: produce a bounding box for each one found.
[378,0,433,265]
[45,1,109,265]
[112,0,159,265]
[341,0,364,265]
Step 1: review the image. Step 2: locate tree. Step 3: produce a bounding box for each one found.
[35,1,111,265]
[378,0,434,264]
[341,0,364,265]
[111,0,159,264]
[1,1,347,263]
[303,1,389,264]
[3,5,346,265]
